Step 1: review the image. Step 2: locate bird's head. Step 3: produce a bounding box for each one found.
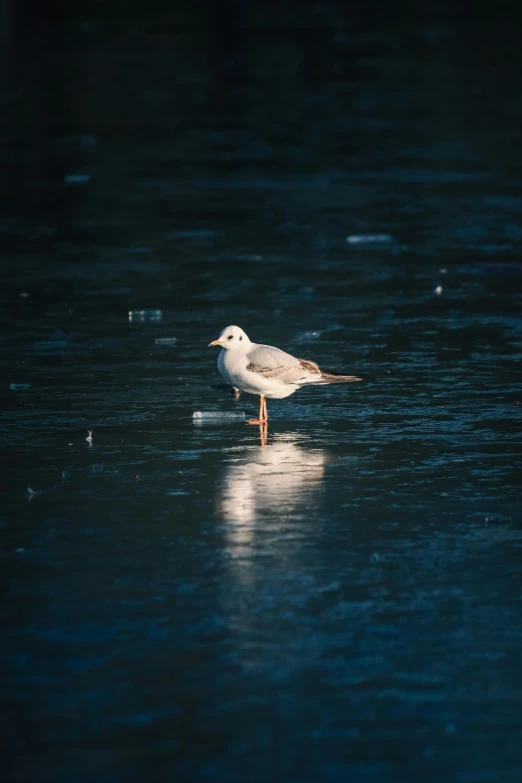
[208,325,250,351]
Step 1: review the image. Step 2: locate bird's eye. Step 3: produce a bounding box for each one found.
[228,335,233,340]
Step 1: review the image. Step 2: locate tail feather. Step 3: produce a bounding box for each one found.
[316,370,362,384]
[297,358,362,385]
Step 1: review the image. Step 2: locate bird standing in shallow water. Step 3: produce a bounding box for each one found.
[208,325,362,425]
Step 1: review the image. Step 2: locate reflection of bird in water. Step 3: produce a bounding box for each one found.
[218,433,326,544]
[217,434,328,670]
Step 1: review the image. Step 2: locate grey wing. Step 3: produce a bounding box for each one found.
[245,344,320,383]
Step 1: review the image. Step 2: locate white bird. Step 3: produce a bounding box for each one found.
[208,325,362,424]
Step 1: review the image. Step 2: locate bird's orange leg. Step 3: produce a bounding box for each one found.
[246,395,268,425]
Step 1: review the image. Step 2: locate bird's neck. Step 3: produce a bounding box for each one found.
[227,344,250,359]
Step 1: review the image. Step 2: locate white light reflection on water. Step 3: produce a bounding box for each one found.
[218,431,327,552]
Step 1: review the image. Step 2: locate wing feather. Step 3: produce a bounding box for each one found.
[244,343,361,386]
[245,343,301,369]
[245,346,321,384]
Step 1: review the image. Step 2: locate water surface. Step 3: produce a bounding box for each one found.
[2,4,522,782]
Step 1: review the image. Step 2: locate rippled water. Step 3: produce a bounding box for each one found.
[2,4,522,782]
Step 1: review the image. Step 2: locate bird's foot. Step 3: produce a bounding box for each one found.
[245,418,268,425]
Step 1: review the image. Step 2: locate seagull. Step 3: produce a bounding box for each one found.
[208,325,362,424]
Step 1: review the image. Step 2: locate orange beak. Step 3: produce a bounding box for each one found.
[208,339,221,347]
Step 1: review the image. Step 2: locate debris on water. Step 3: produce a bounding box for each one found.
[230,387,241,399]
[10,383,31,391]
[86,430,93,444]
[64,174,91,184]
[434,285,443,295]
[16,548,26,553]
[155,337,177,345]
[439,268,448,274]
[346,234,392,245]
[193,411,246,422]
[27,487,41,501]
[19,292,29,298]
[294,330,322,342]
[128,309,162,322]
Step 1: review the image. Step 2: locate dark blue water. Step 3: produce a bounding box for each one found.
[2,4,522,781]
